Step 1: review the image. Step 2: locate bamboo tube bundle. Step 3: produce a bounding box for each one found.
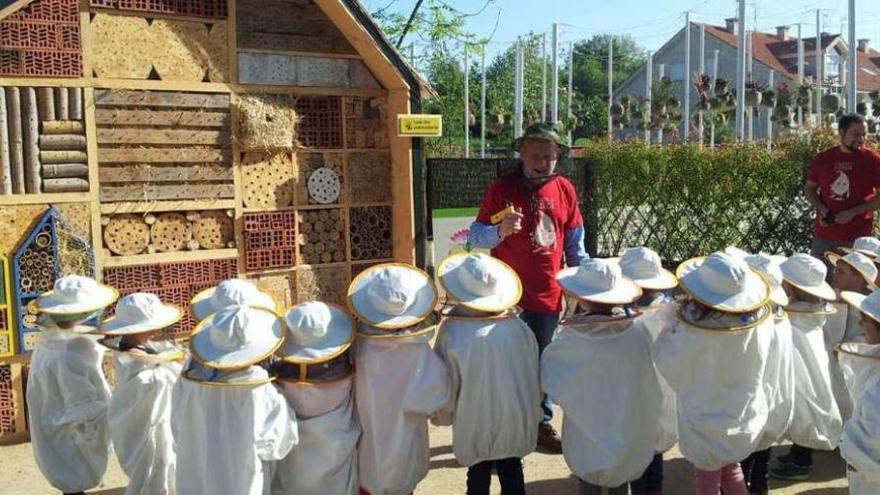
[350,206,392,261]
[54,88,69,121]
[298,209,345,265]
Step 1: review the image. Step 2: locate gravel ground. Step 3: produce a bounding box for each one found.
[0,406,849,494]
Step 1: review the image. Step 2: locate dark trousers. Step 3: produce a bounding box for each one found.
[519,309,559,423]
[631,453,664,491]
[789,444,814,467]
[741,448,771,489]
[466,458,526,495]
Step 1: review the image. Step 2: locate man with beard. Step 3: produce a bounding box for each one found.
[468,122,589,454]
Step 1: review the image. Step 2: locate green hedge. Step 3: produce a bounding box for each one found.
[581,132,839,262]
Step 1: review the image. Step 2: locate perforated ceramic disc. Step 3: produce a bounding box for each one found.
[307,167,341,204]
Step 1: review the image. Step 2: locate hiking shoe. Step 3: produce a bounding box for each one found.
[769,460,811,481]
[536,423,562,454]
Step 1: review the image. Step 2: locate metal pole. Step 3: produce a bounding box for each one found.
[848,0,857,113]
[567,41,574,144]
[798,23,804,129]
[683,12,691,140]
[541,32,547,122]
[712,49,718,148]
[646,51,653,144]
[552,23,559,123]
[514,42,524,138]
[817,9,823,121]
[480,50,486,158]
[699,23,705,144]
[736,0,746,140]
[608,34,614,142]
[409,44,416,66]
[768,69,774,149]
[464,44,470,158]
[658,63,665,145]
[747,30,753,141]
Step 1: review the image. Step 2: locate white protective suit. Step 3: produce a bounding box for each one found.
[273,377,359,495]
[826,301,861,421]
[172,364,298,495]
[432,308,541,467]
[27,329,112,493]
[755,308,796,451]
[786,303,843,450]
[654,304,772,471]
[541,313,662,487]
[356,325,450,495]
[634,298,679,453]
[838,343,880,494]
[108,342,184,495]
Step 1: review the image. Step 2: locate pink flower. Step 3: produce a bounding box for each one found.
[450,228,472,252]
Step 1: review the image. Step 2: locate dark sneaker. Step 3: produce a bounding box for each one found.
[769,460,811,481]
[748,482,768,495]
[536,423,562,454]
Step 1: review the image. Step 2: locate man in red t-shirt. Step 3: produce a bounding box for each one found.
[805,113,880,267]
[469,122,589,454]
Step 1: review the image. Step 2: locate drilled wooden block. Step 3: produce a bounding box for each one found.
[295,265,349,306]
[104,214,150,256]
[241,152,294,208]
[192,210,233,249]
[297,209,346,265]
[22,331,40,351]
[348,151,391,204]
[296,152,343,205]
[350,206,392,261]
[344,96,388,149]
[150,212,192,253]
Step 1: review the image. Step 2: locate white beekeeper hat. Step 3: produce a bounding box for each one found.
[100,292,182,335]
[616,247,678,291]
[438,253,522,312]
[36,275,118,319]
[348,263,437,330]
[190,305,285,370]
[744,253,789,307]
[677,252,770,312]
[556,259,642,304]
[825,251,878,288]
[278,301,354,363]
[780,253,838,302]
[841,289,880,327]
[843,237,880,259]
[191,279,278,321]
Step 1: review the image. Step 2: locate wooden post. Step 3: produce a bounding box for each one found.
[22,87,41,194]
[37,87,55,122]
[55,87,69,121]
[69,88,83,120]
[0,88,9,195]
[6,87,25,194]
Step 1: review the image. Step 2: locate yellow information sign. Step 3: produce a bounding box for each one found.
[397,114,443,137]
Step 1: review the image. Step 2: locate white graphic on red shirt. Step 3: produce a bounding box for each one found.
[830,170,850,201]
[532,210,556,252]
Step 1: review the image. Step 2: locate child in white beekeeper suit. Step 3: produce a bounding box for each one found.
[27,275,118,495]
[837,288,880,494]
[271,301,359,495]
[433,253,541,495]
[190,278,278,321]
[735,253,795,495]
[172,305,298,495]
[824,251,877,420]
[348,263,450,495]
[769,253,843,482]
[99,293,185,495]
[654,252,773,495]
[542,259,662,495]
[616,247,680,495]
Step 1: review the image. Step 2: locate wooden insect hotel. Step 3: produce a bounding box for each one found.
[0,0,430,441]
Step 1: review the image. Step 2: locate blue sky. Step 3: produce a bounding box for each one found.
[364,0,880,59]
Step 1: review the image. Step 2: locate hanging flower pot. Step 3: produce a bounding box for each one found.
[857,102,869,116]
[610,102,625,117]
[697,100,711,112]
[487,113,505,125]
[620,95,632,108]
[714,78,730,96]
[667,97,681,110]
[871,90,880,103]
[745,89,762,108]
[822,93,841,112]
[761,89,776,108]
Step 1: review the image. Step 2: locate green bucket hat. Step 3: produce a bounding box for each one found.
[512,122,568,152]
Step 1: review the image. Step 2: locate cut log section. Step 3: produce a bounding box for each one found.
[149,212,192,253]
[103,214,150,256]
